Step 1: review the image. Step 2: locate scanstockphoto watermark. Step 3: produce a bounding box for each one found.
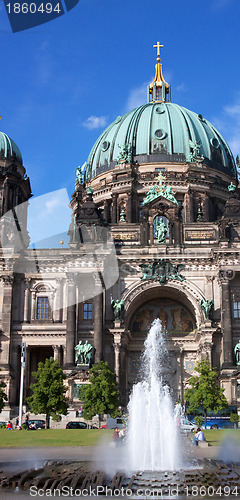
[29,485,181,497]
[0,188,119,307]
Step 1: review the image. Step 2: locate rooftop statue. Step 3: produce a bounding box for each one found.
[75,163,86,185]
[143,172,178,206]
[188,140,204,163]
[116,144,132,165]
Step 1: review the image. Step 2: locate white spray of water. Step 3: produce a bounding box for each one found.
[125,318,180,471]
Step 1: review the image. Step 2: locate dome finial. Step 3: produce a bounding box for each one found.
[148,42,171,103]
[153,41,163,62]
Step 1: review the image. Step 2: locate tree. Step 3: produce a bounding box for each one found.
[0,371,7,412]
[230,413,239,429]
[80,361,121,420]
[184,359,229,429]
[27,358,68,428]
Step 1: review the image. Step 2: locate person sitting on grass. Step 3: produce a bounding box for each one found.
[194,427,205,446]
[6,421,12,430]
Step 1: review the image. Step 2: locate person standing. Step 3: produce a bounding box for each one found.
[194,427,205,446]
[24,413,29,430]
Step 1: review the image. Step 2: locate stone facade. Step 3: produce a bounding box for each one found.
[0,154,240,418]
[1,51,240,419]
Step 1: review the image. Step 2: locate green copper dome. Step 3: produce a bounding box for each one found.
[0,132,22,164]
[85,102,236,181]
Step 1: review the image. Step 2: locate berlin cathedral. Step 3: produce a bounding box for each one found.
[0,44,240,419]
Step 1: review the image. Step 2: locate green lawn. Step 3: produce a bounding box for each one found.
[0,428,239,448]
[202,429,240,446]
[0,429,113,447]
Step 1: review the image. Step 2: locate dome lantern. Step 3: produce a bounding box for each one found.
[148,42,171,103]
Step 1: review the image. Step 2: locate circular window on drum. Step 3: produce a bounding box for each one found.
[210,138,219,149]
[155,129,167,140]
[102,141,110,152]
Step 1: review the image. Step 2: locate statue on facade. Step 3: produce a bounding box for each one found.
[116,144,132,165]
[74,340,93,365]
[140,259,185,284]
[234,340,240,365]
[119,208,126,222]
[75,341,84,364]
[200,298,214,320]
[142,185,160,205]
[111,299,124,321]
[163,186,178,204]
[156,218,168,243]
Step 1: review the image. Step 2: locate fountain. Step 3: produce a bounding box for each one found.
[1,318,240,496]
[126,318,181,471]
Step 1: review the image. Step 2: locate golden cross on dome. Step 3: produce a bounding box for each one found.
[155,172,166,187]
[153,42,164,59]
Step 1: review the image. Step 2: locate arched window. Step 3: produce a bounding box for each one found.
[37,297,49,319]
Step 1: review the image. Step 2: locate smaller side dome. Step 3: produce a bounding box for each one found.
[0,132,22,164]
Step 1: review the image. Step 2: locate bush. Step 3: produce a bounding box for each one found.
[0,423,6,429]
[194,415,203,427]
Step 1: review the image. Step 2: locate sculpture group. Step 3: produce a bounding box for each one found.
[74,340,93,366]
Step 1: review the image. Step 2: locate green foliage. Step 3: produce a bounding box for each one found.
[230,413,239,428]
[194,415,203,427]
[0,423,6,429]
[0,371,7,412]
[80,361,121,420]
[27,358,68,428]
[184,359,229,428]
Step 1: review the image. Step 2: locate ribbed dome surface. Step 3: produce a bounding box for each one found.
[85,102,236,181]
[0,132,22,164]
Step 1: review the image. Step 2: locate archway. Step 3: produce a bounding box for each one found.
[121,282,201,403]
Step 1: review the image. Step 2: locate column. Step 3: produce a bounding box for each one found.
[203,194,210,222]
[114,342,121,384]
[30,290,36,321]
[184,190,194,223]
[220,272,233,367]
[149,218,154,245]
[65,275,76,367]
[23,279,31,322]
[127,192,132,223]
[94,275,103,363]
[53,345,61,362]
[54,278,63,323]
[24,345,30,401]
[104,200,109,223]
[112,194,118,223]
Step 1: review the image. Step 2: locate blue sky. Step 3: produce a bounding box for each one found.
[0,0,240,244]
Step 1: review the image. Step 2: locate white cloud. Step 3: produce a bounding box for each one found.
[176,83,187,93]
[27,189,71,243]
[126,83,148,111]
[82,115,108,130]
[212,0,233,8]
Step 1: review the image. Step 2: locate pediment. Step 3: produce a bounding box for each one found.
[142,194,178,211]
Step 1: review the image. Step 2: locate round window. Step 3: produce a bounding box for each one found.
[102,141,110,152]
[155,129,166,140]
[210,138,219,149]
[155,106,165,114]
